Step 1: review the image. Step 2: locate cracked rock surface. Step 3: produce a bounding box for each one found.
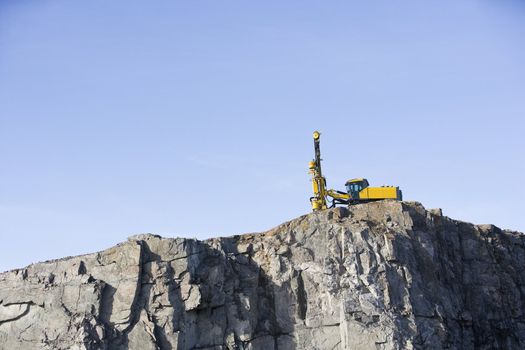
[1,201,524,349]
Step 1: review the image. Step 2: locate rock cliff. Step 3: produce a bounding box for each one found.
[1,201,524,349]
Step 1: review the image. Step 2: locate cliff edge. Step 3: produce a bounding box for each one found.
[1,201,524,349]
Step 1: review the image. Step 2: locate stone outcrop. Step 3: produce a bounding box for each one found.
[1,201,524,349]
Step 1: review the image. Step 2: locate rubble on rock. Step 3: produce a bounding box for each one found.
[1,201,524,349]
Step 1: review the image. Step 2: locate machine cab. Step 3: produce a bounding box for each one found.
[345,178,370,199]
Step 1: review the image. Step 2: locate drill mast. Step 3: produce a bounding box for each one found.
[309,131,328,211]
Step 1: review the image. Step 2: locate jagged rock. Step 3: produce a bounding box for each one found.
[0,201,524,349]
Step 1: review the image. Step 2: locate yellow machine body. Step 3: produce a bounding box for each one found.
[359,186,399,200]
[345,178,402,201]
[309,132,402,211]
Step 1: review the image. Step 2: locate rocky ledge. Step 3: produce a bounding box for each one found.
[1,201,524,349]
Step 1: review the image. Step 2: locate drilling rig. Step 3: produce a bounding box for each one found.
[309,131,402,211]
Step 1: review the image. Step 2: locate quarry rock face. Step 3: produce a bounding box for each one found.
[1,201,525,349]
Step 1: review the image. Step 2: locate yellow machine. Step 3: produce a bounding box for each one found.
[309,130,402,211]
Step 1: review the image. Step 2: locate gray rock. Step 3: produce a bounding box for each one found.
[0,201,524,349]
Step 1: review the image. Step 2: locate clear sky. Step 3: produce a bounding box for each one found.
[1,0,524,272]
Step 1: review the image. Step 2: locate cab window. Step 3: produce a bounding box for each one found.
[347,183,363,193]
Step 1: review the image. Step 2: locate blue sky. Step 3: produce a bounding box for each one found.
[1,0,524,272]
